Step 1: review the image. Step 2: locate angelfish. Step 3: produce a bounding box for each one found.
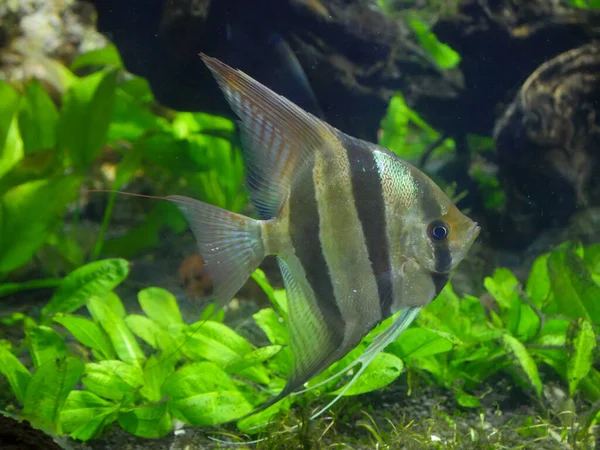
[167,54,480,419]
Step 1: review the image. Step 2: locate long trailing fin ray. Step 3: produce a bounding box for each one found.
[277,257,346,395]
[165,194,265,315]
[209,306,422,446]
[216,256,347,425]
[309,306,422,421]
[293,286,415,397]
[201,53,334,219]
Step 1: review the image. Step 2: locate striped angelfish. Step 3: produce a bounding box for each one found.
[164,55,481,420]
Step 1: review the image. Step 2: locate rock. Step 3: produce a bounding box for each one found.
[0,414,63,450]
[0,0,108,92]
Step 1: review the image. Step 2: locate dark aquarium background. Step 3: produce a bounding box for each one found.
[1,0,600,448]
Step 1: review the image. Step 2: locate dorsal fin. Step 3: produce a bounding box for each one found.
[201,53,333,219]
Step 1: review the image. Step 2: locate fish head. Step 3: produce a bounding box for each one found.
[401,171,480,301]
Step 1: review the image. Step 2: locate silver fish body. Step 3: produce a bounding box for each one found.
[166,54,480,420]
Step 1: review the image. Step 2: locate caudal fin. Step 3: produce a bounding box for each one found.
[166,195,266,313]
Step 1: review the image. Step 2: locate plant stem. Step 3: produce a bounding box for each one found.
[0,278,63,297]
[91,189,117,261]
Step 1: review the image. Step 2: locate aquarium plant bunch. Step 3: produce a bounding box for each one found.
[0,243,598,443]
[0,44,246,283]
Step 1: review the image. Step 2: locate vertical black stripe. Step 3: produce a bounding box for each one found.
[433,244,452,274]
[417,174,452,291]
[289,162,345,340]
[343,136,394,318]
[431,271,449,296]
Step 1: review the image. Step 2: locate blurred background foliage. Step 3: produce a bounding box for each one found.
[0,44,247,285]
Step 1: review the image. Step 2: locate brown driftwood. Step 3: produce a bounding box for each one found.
[90,0,462,141]
[80,0,600,246]
[493,42,600,239]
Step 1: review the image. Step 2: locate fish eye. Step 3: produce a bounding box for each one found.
[428,220,449,242]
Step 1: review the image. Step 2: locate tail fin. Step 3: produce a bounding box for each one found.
[166,195,266,314]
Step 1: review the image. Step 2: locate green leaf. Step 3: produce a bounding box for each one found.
[0,348,31,404]
[22,357,84,433]
[177,323,272,385]
[101,202,187,258]
[225,346,284,376]
[43,259,129,315]
[584,244,600,275]
[53,314,115,360]
[18,79,59,153]
[87,297,146,366]
[125,314,168,350]
[118,403,172,438]
[548,249,600,323]
[251,270,276,308]
[508,295,540,342]
[180,321,257,369]
[163,362,253,426]
[484,268,520,309]
[0,278,62,298]
[119,75,154,103]
[237,398,291,434]
[0,115,24,179]
[253,308,289,346]
[378,91,455,162]
[107,89,168,143]
[70,44,124,71]
[26,326,67,369]
[199,303,225,322]
[533,319,569,347]
[179,328,241,366]
[138,287,183,328]
[331,352,404,396]
[0,176,82,275]
[501,333,542,397]
[408,18,461,69]
[82,360,144,401]
[567,319,597,396]
[386,328,453,359]
[98,291,127,318]
[46,231,85,270]
[190,321,253,355]
[57,68,118,171]
[140,354,175,402]
[0,80,20,147]
[114,142,143,188]
[455,389,481,408]
[59,390,117,441]
[526,253,551,308]
[141,132,207,173]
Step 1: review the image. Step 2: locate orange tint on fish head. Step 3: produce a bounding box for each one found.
[439,203,480,248]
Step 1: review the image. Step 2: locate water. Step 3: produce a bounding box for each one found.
[0,0,599,448]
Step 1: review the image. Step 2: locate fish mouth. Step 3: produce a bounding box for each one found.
[468,222,481,245]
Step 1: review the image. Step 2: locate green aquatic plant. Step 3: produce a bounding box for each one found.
[404,241,600,429]
[0,44,247,282]
[378,93,456,163]
[0,261,410,441]
[565,0,600,9]
[376,0,462,70]
[1,242,599,444]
